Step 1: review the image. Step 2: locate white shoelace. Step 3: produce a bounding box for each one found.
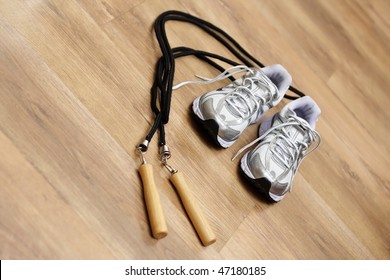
[172,65,253,90]
[232,113,321,191]
[222,72,276,120]
[173,65,277,121]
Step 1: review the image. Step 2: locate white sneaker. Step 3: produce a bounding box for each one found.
[237,96,321,202]
[191,64,292,148]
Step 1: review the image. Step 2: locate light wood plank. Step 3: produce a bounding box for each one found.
[0,131,116,259]
[78,0,145,24]
[220,176,375,259]
[0,0,389,259]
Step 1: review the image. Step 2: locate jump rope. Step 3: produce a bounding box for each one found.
[136,10,305,246]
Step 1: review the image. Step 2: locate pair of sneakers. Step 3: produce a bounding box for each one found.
[179,64,321,202]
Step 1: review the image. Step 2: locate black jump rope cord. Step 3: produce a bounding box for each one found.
[139,10,305,154]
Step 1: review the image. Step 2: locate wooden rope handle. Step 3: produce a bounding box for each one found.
[138,163,168,239]
[169,171,216,246]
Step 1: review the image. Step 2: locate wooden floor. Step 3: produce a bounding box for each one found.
[0,0,389,260]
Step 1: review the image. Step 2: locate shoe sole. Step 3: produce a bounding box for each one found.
[192,96,234,148]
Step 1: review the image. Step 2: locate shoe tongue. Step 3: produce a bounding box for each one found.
[248,69,278,101]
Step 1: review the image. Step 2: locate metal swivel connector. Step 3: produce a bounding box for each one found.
[138,139,149,152]
[159,144,171,160]
[136,139,150,165]
[159,145,177,174]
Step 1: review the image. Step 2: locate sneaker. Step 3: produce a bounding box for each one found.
[237,96,321,202]
[192,64,292,148]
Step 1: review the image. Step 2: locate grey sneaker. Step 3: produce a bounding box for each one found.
[238,96,321,202]
[192,64,292,148]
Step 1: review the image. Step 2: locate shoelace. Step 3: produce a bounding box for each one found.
[270,114,320,162]
[172,65,252,90]
[174,65,277,121]
[222,70,277,121]
[232,113,321,191]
